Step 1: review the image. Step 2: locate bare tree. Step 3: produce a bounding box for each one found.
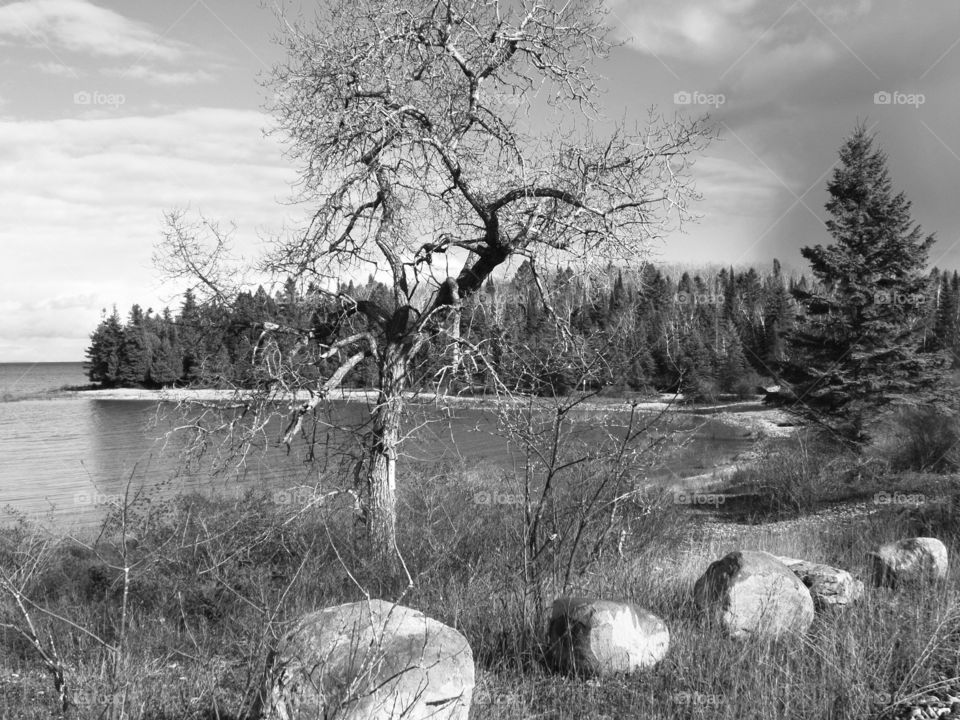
[159,0,710,564]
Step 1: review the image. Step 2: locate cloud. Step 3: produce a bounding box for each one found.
[100,64,218,86]
[34,60,79,77]
[0,295,100,341]
[0,108,300,361]
[611,0,879,71]
[693,154,784,216]
[609,0,755,62]
[0,0,188,61]
[814,0,873,25]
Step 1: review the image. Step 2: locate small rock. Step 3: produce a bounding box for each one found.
[694,550,814,639]
[868,537,948,588]
[545,597,669,676]
[772,555,864,609]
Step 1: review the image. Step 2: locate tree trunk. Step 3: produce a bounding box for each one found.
[363,341,406,564]
[447,305,462,393]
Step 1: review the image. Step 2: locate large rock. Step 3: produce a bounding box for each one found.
[772,556,864,609]
[694,550,814,639]
[868,537,948,588]
[254,600,474,720]
[545,597,669,676]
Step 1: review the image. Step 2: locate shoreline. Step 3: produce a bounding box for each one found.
[0,389,797,534]
[69,386,798,440]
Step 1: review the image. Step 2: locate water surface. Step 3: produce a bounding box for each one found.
[0,363,755,531]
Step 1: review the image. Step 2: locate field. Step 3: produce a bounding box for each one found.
[2,418,960,720]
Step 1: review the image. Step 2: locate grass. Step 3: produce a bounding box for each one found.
[3,439,960,720]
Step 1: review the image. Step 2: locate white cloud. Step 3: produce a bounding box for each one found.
[0,295,100,364]
[0,0,188,61]
[610,0,875,67]
[0,108,301,361]
[34,60,79,77]
[101,64,218,86]
[609,0,753,62]
[693,154,784,216]
[813,0,873,25]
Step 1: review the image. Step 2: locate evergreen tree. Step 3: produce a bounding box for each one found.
[762,263,795,367]
[780,124,949,443]
[178,289,204,381]
[931,270,960,362]
[149,308,183,386]
[84,307,124,386]
[717,322,749,394]
[117,305,152,386]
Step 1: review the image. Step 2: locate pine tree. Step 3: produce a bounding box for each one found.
[84,307,124,386]
[178,289,205,381]
[149,308,183,386]
[932,270,960,362]
[780,124,949,443]
[762,262,795,367]
[117,305,152,386]
[718,322,749,394]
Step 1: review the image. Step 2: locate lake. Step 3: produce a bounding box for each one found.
[0,363,757,532]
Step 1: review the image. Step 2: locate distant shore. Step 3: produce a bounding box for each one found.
[71,386,798,440]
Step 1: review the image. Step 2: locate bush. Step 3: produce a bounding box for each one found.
[723,432,864,517]
[685,373,720,404]
[882,405,960,473]
[730,370,765,400]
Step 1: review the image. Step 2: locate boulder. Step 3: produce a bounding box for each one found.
[772,556,864,609]
[545,597,669,676]
[254,599,474,720]
[868,537,948,588]
[694,550,814,639]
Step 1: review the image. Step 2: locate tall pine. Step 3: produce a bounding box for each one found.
[780,124,948,443]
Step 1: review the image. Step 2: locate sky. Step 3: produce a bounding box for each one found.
[1,0,959,362]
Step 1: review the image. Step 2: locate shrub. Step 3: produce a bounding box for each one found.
[882,405,960,473]
[730,370,765,400]
[685,373,720,404]
[723,432,864,517]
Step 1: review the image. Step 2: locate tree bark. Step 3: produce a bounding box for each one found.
[363,340,406,564]
[447,304,463,393]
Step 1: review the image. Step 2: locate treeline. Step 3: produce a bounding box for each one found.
[84,263,960,399]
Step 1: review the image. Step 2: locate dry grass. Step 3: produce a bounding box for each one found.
[2,447,960,719]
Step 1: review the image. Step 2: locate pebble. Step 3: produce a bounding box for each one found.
[889,691,960,720]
